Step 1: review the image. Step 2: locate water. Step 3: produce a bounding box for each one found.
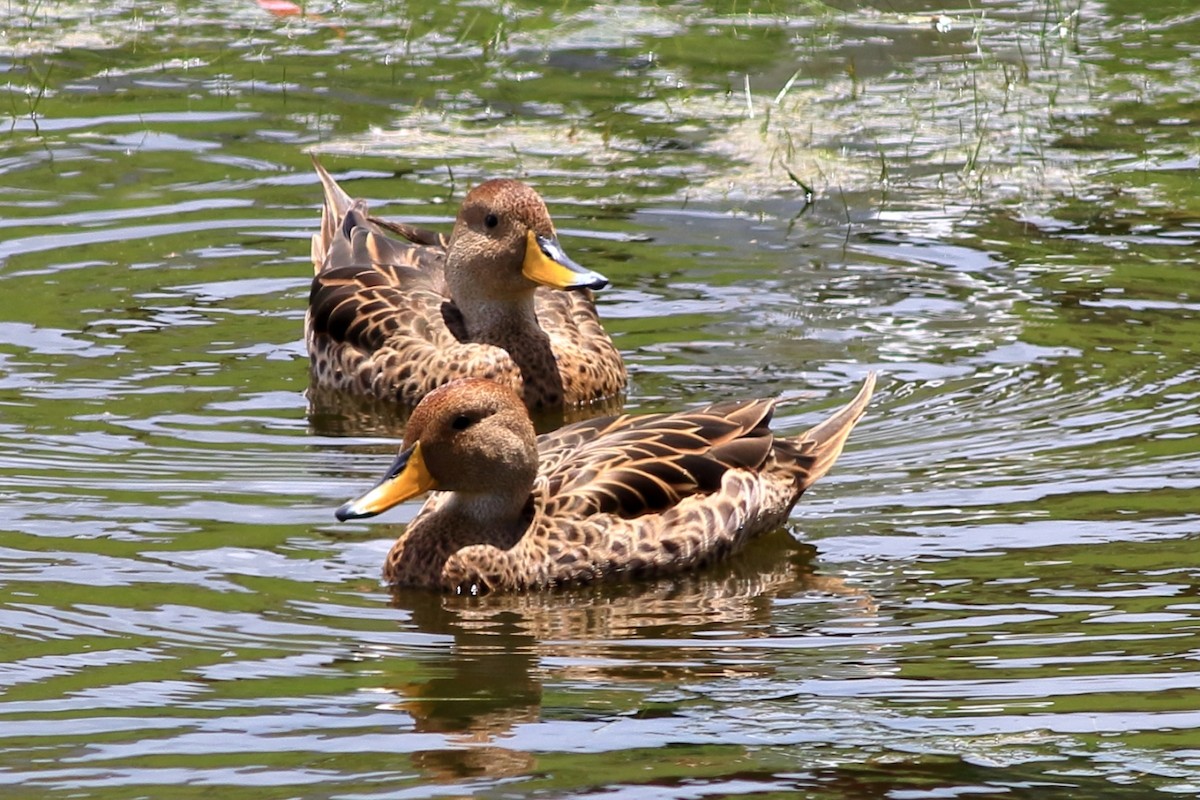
[2,0,1199,797]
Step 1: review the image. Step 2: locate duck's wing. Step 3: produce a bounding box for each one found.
[310,157,455,350]
[308,202,459,354]
[537,398,779,520]
[443,379,876,593]
[310,155,446,276]
[532,286,627,402]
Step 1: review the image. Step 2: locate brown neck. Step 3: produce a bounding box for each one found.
[451,291,565,408]
[444,488,533,532]
[459,294,541,346]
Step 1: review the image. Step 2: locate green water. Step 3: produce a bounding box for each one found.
[2,0,1199,797]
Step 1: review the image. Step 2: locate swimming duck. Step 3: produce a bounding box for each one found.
[307,157,627,410]
[336,374,876,594]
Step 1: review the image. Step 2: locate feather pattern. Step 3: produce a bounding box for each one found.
[306,157,626,410]
[336,375,877,593]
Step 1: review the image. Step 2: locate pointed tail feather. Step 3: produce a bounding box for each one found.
[311,154,356,274]
[794,372,876,492]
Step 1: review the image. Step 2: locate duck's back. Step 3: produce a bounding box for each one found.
[437,384,877,593]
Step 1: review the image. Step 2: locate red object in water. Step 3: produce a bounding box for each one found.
[255,0,344,36]
[257,0,305,17]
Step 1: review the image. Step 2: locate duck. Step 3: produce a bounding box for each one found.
[335,373,876,594]
[306,156,627,411]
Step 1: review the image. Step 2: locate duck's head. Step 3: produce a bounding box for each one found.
[444,179,609,303]
[336,379,539,521]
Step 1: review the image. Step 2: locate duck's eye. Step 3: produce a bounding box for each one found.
[484,213,499,229]
[451,414,474,431]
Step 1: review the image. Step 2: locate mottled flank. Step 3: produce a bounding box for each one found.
[306,156,627,410]
[338,375,876,594]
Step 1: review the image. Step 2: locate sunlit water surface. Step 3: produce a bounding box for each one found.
[2,0,1199,797]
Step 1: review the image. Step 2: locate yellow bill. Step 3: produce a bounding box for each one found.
[522,230,609,290]
[336,442,438,520]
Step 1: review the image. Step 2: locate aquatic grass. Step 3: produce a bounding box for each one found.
[2,0,1108,228]
[4,60,51,134]
[4,0,52,34]
[693,1,1113,225]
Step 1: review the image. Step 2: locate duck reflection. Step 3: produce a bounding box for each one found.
[367,532,875,781]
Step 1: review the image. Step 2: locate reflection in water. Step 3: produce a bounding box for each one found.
[394,591,543,781]
[373,535,876,781]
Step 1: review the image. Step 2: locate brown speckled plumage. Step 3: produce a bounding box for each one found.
[337,374,877,594]
[306,157,626,410]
